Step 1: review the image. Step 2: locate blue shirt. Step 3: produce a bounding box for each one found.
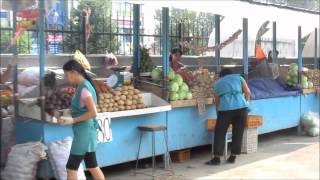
[214,74,248,111]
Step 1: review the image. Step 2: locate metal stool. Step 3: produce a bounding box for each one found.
[135,124,172,176]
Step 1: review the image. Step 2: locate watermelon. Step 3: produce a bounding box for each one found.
[151,68,162,82]
[173,74,183,86]
[168,69,175,80]
[301,75,308,83]
[170,92,179,101]
[169,82,179,92]
[308,82,314,89]
[178,90,187,100]
[293,76,298,84]
[180,83,189,92]
[308,127,319,137]
[302,81,308,89]
[186,92,193,100]
[289,70,298,77]
[290,63,298,71]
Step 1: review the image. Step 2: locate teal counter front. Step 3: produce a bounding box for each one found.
[16,93,319,167]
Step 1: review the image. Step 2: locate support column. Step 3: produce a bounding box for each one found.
[243,18,248,81]
[297,26,303,83]
[133,4,141,77]
[272,21,277,63]
[39,0,46,121]
[215,15,221,72]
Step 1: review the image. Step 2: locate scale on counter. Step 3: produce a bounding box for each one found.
[105,67,126,88]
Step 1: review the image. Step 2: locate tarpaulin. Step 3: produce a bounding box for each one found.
[248,78,302,100]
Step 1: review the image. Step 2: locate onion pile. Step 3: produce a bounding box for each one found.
[188,68,215,98]
[97,86,145,113]
[304,69,319,88]
[43,87,75,116]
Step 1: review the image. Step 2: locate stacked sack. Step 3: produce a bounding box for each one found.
[47,137,86,180]
[0,117,15,167]
[2,142,47,180]
[301,112,320,137]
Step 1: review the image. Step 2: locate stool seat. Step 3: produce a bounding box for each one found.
[138,125,167,131]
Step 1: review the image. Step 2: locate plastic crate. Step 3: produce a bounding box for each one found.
[207,119,232,131]
[171,149,191,163]
[246,115,263,128]
[241,128,258,154]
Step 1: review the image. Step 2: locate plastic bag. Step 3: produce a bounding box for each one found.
[18,67,41,86]
[47,137,86,180]
[2,142,47,180]
[73,49,91,71]
[301,112,320,137]
[104,50,118,68]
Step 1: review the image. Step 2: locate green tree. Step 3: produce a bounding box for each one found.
[0,30,31,54]
[154,8,215,56]
[64,0,119,54]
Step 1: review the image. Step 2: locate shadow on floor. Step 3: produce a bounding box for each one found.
[85,127,319,180]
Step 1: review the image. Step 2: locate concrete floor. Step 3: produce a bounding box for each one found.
[94,128,319,180]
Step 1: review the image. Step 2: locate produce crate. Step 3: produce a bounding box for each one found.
[241,128,258,154]
[207,119,232,131]
[246,115,263,128]
[170,149,191,163]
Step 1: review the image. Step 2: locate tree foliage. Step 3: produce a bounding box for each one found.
[63,0,119,54]
[154,8,215,56]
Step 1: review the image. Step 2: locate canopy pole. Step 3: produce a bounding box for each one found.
[314,28,318,69]
[297,26,303,84]
[39,0,46,121]
[272,21,277,63]
[133,4,140,78]
[162,7,169,99]
[215,15,221,73]
[11,0,19,117]
[243,18,248,81]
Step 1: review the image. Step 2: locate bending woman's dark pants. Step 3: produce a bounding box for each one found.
[213,108,248,156]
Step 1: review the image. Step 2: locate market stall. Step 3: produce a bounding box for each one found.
[2,2,319,171]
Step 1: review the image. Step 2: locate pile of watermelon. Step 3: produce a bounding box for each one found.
[168,68,193,101]
[301,112,319,137]
[286,63,313,89]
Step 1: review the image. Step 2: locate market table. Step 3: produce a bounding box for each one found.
[15,91,319,167]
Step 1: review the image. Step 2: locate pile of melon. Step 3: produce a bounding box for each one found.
[97,86,145,113]
[168,68,193,101]
[286,63,313,89]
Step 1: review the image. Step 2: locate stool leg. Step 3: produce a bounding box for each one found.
[135,131,143,173]
[152,131,156,174]
[163,130,172,170]
[211,130,214,157]
[224,133,228,161]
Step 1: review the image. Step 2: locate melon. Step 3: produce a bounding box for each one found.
[168,69,175,80]
[169,82,179,92]
[173,74,183,86]
[180,83,189,92]
[186,92,193,100]
[151,68,162,82]
[170,92,179,101]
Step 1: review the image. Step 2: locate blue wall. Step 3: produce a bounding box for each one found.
[16,94,319,167]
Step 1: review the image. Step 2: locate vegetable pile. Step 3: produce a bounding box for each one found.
[140,47,155,72]
[168,68,193,101]
[188,68,215,98]
[304,69,320,88]
[1,90,14,118]
[43,87,75,116]
[286,63,314,89]
[97,85,145,112]
[301,112,319,137]
[93,80,113,94]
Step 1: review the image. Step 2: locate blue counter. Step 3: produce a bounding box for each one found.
[16,93,319,167]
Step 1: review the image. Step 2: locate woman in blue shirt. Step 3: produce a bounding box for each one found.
[206,68,251,165]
